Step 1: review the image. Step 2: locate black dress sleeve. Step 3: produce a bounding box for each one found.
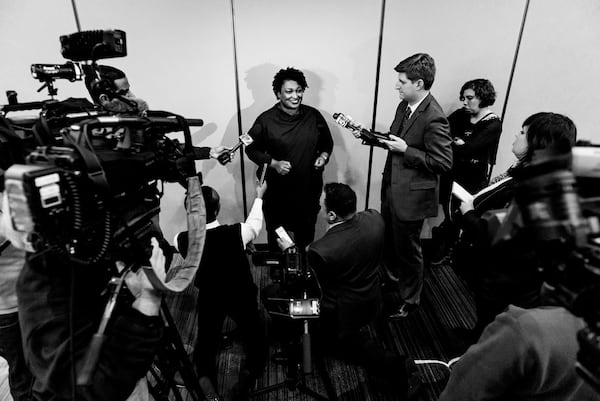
[314,111,334,156]
[245,116,272,166]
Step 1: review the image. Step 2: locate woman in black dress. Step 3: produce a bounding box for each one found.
[433,79,502,264]
[448,79,502,194]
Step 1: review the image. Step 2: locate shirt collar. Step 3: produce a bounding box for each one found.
[206,220,221,230]
[408,92,428,114]
[326,220,345,231]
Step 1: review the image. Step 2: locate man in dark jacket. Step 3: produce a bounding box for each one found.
[380,53,453,318]
[306,183,419,397]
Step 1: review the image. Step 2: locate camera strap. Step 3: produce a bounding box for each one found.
[61,125,110,195]
[0,240,10,255]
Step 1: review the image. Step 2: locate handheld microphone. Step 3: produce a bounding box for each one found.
[332,112,390,147]
[332,112,364,135]
[217,133,254,164]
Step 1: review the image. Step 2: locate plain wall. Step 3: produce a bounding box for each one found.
[1,0,599,243]
[494,0,600,175]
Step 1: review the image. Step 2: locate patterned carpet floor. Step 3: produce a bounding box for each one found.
[165,243,476,401]
[0,242,475,401]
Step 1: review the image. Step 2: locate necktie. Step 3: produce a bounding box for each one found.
[398,106,412,135]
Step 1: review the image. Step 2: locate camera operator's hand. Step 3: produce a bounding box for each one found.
[271,159,291,175]
[120,237,165,316]
[210,146,231,164]
[210,146,232,164]
[256,180,268,199]
[276,237,295,252]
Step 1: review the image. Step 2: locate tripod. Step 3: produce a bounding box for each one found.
[147,299,204,401]
[77,267,204,401]
[251,294,338,401]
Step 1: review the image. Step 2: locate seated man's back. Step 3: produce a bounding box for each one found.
[308,208,384,329]
[303,183,414,397]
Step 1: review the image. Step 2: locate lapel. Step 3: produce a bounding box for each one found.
[401,93,432,139]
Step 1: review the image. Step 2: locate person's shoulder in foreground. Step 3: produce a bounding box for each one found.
[439,305,600,401]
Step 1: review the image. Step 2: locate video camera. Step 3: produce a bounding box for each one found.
[253,228,320,320]
[2,30,202,269]
[508,143,600,392]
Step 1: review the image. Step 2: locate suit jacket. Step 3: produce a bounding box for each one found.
[308,210,384,331]
[383,93,453,220]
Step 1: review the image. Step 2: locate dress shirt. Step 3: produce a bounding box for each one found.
[206,198,264,247]
[408,92,428,114]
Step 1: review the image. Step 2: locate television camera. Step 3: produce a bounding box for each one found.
[2,29,204,278]
[1,29,208,400]
[506,144,600,393]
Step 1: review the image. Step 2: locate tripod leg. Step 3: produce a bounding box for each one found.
[160,300,205,401]
[315,355,338,401]
[147,364,171,401]
[249,381,289,398]
[148,357,185,401]
[296,383,331,401]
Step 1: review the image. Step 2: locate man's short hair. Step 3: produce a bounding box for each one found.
[523,112,577,163]
[85,65,126,103]
[324,183,357,218]
[202,186,220,223]
[460,79,497,108]
[272,67,308,96]
[394,53,436,90]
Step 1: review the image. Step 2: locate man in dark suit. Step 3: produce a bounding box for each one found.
[305,183,419,396]
[380,53,453,318]
[308,183,384,337]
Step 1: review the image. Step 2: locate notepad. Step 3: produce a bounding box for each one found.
[452,176,512,203]
[451,182,474,203]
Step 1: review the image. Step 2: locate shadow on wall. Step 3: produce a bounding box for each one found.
[159,122,220,242]
[201,63,279,223]
[204,64,351,225]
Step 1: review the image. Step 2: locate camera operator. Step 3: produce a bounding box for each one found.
[84,65,228,162]
[84,65,148,115]
[279,183,419,397]
[11,163,202,401]
[0,116,34,401]
[0,201,34,401]
[15,236,167,401]
[175,181,268,401]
